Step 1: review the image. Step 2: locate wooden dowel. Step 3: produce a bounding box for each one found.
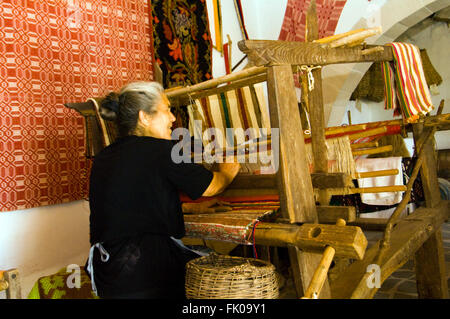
[336,218,347,227]
[353,169,399,179]
[325,185,407,196]
[165,66,267,99]
[348,126,387,141]
[314,28,367,44]
[188,73,267,101]
[328,27,382,48]
[350,141,379,150]
[303,246,335,299]
[0,280,8,291]
[437,99,445,116]
[303,219,345,299]
[352,145,393,156]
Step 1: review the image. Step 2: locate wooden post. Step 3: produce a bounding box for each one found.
[264,0,331,298]
[266,65,317,223]
[412,123,448,299]
[415,229,449,298]
[4,269,21,299]
[301,0,330,206]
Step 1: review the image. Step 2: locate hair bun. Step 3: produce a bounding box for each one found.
[100,92,120,121]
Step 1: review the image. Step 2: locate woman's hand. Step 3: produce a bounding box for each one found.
[182,198,231,214]
[202,162,241,197]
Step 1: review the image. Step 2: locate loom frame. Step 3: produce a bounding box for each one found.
[64,0,449,299]
[166,1,449,299]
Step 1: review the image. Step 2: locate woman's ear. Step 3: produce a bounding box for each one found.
[138,110,151,127]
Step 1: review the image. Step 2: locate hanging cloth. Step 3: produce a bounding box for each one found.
[234,0,249,40]
[212,0,223,54]
[278,0,347,42]
[382,42,434,123]
[223,35,232,75]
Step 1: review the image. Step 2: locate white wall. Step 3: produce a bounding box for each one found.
[205,0,287,78]
[0,200,90,298]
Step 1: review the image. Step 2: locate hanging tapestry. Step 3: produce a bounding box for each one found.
[152,0,213,130]
[278,0,347,42]
[152,0,212,88]
[0,0,155,212]
[278,0,346,87]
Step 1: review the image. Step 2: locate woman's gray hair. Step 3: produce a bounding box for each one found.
[100,81,166,137]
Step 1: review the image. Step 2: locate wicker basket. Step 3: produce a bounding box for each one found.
[185,254,279,299]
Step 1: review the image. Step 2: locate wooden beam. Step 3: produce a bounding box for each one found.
[316,206,356,223]
[330,200,449,299]
[413,124,441,207]
[238,40,394,66]
[227,174,277,190]
[228,172,354,190]
[311,172,354,189]
[3,269,21,299]
[169,73,268,108]
[266,64,317,223]
[415,230,449,298]
[267,63,330,298]
[348,218,389,231]
[252,222,367,260]
[412,123,448,298]
[165,66,267,99]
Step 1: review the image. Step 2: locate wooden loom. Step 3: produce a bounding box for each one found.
[64,2,449,299]
[162,2,449,299]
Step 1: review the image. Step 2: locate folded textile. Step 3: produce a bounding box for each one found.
[27,266,98,299]
[356,157,404,206]
[382,42,434,123]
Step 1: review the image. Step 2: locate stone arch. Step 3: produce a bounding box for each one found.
[324,0,450,126]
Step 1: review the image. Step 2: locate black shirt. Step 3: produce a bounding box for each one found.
[87,135,213,297]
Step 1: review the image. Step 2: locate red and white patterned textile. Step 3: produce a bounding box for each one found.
[0,0,154,212]
[278,0,347,42]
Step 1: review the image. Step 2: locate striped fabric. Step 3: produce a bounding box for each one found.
[382,43,434,123]
[181,194,279,244]
[187,83,271,149]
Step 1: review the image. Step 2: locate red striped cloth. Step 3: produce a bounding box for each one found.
[382,43,434,123]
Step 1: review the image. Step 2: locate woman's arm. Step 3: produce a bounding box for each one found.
[202,163,240,197]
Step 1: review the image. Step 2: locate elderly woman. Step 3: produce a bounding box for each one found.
[85,82,240,299]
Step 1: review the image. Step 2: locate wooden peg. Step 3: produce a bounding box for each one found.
[302,219,346,298]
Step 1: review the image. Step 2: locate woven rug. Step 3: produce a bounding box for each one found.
[182,194,279,244]
[0,0,154,212]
